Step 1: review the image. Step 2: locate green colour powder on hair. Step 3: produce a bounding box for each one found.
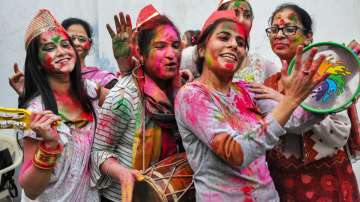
[289,14,298,24]
[52,35,61,44]
[234,0,245,7]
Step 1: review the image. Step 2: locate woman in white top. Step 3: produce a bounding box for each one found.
[18,9,102,202]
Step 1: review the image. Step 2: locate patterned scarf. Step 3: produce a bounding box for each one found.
[132,67,180,170]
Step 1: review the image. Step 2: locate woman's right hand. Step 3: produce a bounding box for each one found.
[281,46,327,106]
[30,111,61,145]
[115,166,144,202]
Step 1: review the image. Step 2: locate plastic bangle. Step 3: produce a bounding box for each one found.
[32,141,63,170]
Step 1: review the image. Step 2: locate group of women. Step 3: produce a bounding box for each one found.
[10,0,360,201]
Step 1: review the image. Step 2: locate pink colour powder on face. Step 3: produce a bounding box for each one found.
[225,63,235,70]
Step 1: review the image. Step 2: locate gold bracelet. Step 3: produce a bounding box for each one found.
[32,141,63,169]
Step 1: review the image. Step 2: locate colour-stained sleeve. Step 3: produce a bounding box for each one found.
[94,68,118,88]
[252,92,325,134]
[90,77,133,189]
[312,111,351,147]
[303,111,351,162]
[175,84,285,169]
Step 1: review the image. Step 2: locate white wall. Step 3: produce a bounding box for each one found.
[0,0,359,189]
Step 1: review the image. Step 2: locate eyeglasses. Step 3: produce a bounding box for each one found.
[265,26,304,37]
[70,35,91,43]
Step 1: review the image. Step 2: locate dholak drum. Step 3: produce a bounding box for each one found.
[288,42,360,113]
[132,153,195,202]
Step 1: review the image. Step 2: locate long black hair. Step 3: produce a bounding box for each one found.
[19,34,95,116]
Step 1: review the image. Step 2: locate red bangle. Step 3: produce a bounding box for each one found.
[39,141,63,155]
[32,141,63,170]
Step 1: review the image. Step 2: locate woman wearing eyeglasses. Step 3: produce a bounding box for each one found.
[252,3,360,201]
[61,18,118,89]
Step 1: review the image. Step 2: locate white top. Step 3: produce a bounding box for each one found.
[19,80,100,202]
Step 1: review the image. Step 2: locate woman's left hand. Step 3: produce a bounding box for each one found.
[348,40,360,58]
[281,46,327,105]
[247,83,284,102]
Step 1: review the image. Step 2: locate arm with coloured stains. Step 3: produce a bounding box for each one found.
[249,48,327,133]
[90,85,130,187]
[19,111,62,199]
[19,139,52,199]
[253,95,324,134]
[90,76,144,202]
[90,75,140,201]
[175,84,285,169]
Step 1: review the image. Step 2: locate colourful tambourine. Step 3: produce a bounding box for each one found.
[0,107,60,130]
[288,42,360,113]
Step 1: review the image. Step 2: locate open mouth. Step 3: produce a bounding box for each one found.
[220,53,238,63]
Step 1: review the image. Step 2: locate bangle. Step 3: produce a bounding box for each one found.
[39,141,63,154]
[32,141,63,169]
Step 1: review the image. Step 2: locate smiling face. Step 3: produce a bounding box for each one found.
[143,24,181,82]
[269,8,312,62]
[37,28,77,74]
[200,21,246,77]
[66,24,91,60]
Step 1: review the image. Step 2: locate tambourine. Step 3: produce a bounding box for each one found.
[0,107,60,130]
[288,42,360,113]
